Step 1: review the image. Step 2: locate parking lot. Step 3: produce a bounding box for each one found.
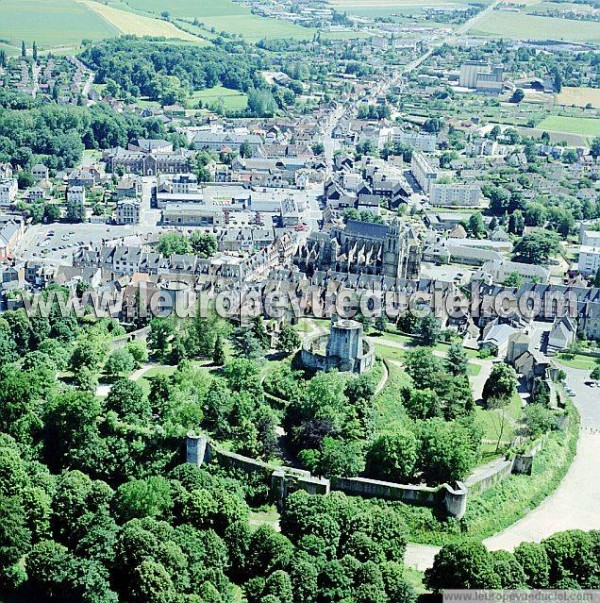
[14,223,160,265]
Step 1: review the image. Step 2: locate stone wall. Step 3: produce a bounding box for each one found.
[330,476,467,519]
[185,429,548,521]
[186,433,328,505]
[466,436,549,495]
[110,326,151,351]
[185,433,467,518]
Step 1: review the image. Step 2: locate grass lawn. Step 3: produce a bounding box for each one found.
[374,329,480,357]
[475,391,523,448]
[471,11,600,43]
[375,342,406,363]
[555,352,600,371]
[248,506,280,531]
[189,86,248,112]
[0,0,118,48]
[373,362,411,434]
[403,567,428,595]
[468,362,482,377]
[83,0,207,43]
[135,365,178,395]
[556,87,600,109]
[537,115,600,137]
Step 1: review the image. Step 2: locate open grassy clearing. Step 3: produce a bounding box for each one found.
[0,0,118,48]
[83,0,207,43]
[0,42,20,56]
[537,115,600,137]
[512,125,590,147]
[475,392,523,449]
[134,365,177,395]
[248,506,280,531]
[556,87,600,109]
[373,362,412,434]
[371,329,480,357]
[190,15,313,41]
[189,85,248,111]
[471,11,600,43]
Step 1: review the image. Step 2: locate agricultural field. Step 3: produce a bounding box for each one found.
[528,1,599,15]
[536,115,600,137]
[120,0,247,18]
[191,15,313,41]
[0,0,118,49]
[471,11,600,43]
[556,86,600,109]
[189,85,248,112]
[119,0,314,40]
[82,1,207,43]
[0,42,19,56]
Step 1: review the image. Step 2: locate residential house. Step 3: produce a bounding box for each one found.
[0,179,18,207]
[31,163,50,181]
[547,316,577,352]
[116,200,141,225]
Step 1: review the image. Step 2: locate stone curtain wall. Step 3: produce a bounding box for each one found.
[186,432,467,518]
[466,435,550,495]
[185,431,549,519]
[110,326,151,350]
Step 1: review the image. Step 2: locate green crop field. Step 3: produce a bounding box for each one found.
[471,11,600,43]
[0,0,118,49]
[121,0,314,40]
[537,115,600,137]
[190,85,248,112]
[193,15,313,41]
[121,0,247,18]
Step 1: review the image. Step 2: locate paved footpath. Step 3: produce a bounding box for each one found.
[404,364,600,571]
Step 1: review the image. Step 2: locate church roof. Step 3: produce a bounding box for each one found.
[344,220,388,240]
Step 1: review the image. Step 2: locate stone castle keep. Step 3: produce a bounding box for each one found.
[300,318,376,374]
[294,219,422,280]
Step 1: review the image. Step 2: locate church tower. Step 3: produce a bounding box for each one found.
[383,222,403,279]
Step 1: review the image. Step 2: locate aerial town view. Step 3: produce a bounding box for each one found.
[0,0,598,601]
